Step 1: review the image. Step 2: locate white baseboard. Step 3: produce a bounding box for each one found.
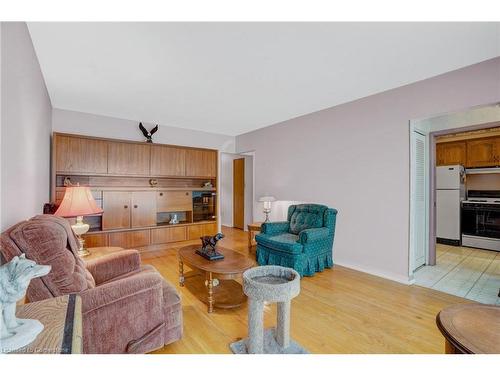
[335,261,413,285]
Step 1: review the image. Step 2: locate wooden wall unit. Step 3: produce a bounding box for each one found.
[52,132,218,251]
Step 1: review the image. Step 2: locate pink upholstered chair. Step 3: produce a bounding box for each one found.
[0,215,182,353]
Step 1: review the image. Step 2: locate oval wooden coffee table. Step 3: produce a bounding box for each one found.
[436,303,500,354]
[178,245,255,313]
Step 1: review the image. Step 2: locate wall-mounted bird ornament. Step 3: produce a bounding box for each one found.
[139,122,159,143]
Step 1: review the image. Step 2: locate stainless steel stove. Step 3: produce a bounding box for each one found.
[461,190,500,251]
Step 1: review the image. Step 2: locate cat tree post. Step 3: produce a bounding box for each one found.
[238,265,301,354]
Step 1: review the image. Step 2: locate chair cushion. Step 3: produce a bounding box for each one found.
[255,233,303,254]
[289,204,327,234]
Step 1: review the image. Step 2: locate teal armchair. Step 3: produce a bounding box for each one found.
[255,204,338,277]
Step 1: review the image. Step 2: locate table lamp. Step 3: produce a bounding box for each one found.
[54,185,103,257]
[258,196,276,222]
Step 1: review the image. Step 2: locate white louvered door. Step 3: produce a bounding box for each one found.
[411,131,427,271]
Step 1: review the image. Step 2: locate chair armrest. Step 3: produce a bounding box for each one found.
[80,271,167,353]
[261,221,290,235]
[80,271,163,314]
[85,250,141,285]
[298,227,330,244]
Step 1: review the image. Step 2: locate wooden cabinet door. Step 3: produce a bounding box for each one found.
[187,224,204,240]
[185,149,217,177]
[131,191,157,228]
[466,138,498,167]
[107,142,150,175]
[82,233,108,248]
[202,223,218,236]
[436,142,466,166]
[102,192,131,230]
[151,226,187,244]
[150,145,186,176]
[109,230,150,249]
[157,191,192,212]
[55,135,107,174]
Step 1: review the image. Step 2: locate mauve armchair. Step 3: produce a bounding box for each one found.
[0,215,182,354]
[255,204,338,277]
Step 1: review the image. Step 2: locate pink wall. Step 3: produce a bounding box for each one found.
[1,22,52,231]
[236,57,500,283]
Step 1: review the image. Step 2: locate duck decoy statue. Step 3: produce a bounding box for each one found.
[139,122,159,143]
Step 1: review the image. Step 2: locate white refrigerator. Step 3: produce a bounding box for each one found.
[436,165,465,245]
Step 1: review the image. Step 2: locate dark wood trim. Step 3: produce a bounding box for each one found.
[61,294,77,354]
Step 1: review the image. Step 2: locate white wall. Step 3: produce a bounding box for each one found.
[236,57,500,284]
[1,22,52,231]
[220,152,254,229]
[52,108,235,152]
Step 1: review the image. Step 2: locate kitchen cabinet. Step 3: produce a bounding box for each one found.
[466,137,500,168]
[157,191,192,212]
[54,135,107,174]
[185,149,217,177]
[150,145,186,176]
[107,142,150,175]
[436,142,466,166]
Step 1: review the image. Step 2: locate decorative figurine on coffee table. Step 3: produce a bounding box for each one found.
[196,233,225,260]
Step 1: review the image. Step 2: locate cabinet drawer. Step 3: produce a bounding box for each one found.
[82,233,108,248]
[151,226,187,244]
[109,230,150,249]
[157,191,192,212]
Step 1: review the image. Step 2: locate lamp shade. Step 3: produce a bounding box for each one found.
[54,186,103,218]
[258,196,276,202]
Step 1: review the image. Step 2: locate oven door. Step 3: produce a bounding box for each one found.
[461,203,500,239]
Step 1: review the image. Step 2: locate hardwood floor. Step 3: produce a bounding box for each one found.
[141,226,469,354]
[414,244,500,305]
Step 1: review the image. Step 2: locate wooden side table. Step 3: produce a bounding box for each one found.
[436,303,500,354]
[11,294,83,354]
[247,222,262,248]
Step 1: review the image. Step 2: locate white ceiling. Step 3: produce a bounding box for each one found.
[28,22,500,136]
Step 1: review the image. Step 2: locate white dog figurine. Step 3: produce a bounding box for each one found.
[0,254,51,353]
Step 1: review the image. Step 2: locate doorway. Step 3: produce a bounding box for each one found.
[233,158,245,229]
[220,152,254,231]
[409,103,500,304]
